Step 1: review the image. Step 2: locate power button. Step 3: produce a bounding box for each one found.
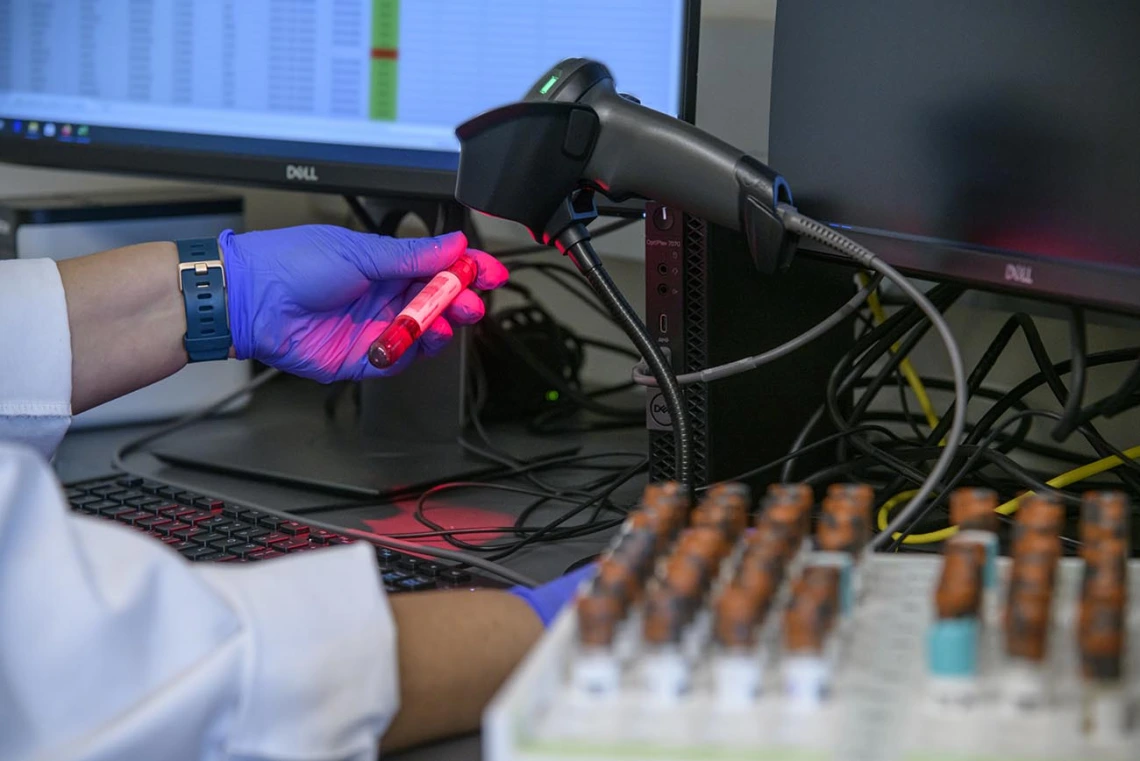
[651,206,676,231]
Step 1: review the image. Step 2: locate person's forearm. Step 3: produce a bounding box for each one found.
[381,589,543,753]
[56,242,188,414]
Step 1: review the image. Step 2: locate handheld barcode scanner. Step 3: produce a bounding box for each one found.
[454,58,797,273]
[452,58,799,489]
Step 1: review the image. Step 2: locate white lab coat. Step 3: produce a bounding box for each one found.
[0,258,399,760]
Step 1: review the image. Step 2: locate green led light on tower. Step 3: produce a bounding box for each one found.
[539,71,561,95]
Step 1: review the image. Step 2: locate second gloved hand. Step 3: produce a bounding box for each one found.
[509,563,596,627]
[220,226,508,382]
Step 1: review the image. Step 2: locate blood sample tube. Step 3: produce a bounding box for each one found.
[782,567,840,708]
[950,488,999,532]
[610,523,659,578]
[594,557,642,608]
[577,592,625,648]
[573,592,626,696]
[826,483,875,514]
[766,483,815,537]
[693,493,749,541]
[1077,541,1129,740]
[927,539,985,703]
[675,526,732,563]
[712,584,769,704]
[949,488,1000,591]
[1012,493,1064,543]
[1080,490,1131,550]
[935,541,984,620]
[367,255,478,368]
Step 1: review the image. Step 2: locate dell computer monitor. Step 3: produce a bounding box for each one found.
[0,1,698,202]
[769,1,1140,315]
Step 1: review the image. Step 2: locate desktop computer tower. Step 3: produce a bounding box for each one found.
[644,203,854,490]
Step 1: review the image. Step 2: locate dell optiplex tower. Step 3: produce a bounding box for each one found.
[644,203,854,491]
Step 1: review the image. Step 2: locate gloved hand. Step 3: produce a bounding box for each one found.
[220,226,508,382]
[509,563,597,627]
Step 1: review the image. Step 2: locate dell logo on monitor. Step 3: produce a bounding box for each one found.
[1004,263,1034,285]
[285,164,320,182]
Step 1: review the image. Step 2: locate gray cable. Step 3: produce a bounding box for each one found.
[111,369,538,587]
[631,273,882,386]
[775,205,967,551]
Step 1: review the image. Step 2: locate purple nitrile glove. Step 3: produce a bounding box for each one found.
[219,226,508,383]
[509,563,597,627]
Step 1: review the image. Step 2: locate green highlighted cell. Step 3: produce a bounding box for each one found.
[370,0,399,121]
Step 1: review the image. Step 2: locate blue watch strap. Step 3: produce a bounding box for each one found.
[177,238,232,362]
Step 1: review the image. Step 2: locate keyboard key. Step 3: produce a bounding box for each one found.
[230,543,265,557]
[114,490,147,503]
[158,505,197,520]
[99,504,137,518]
[191,532,227,546]
[180,510,215,525]
[221,504,249,520]
[65,488,86,500]
[309,529,338,544]
[115,510,152,525]
[153,486,181,500]
[259,532,290,546]
[209,537,244,552]
[168,541,197,552]
[90,485,124,497]
[197,498,225,511]
[156,521,190,536]
[135,516,172,530]
[257,515,284,530]
[375,548,401,566]
[178,491,205,503]
[125,496,163,509]
[231,526,269,541]
[214,555,239,563]
[161,536,184,546]
[181,546,219,561]
[397,558,441,577]
[440,568,472,584]
[326,536,354,545]
[278,520,310,536]
[172,526,204,540]
[278,537,311,552]
[381,570,409,584]
[69,495,101,508]
[116,476,144,488]
[398,577,437,591]
[196,515,233,531]
[139,479,166,494]
[76,504,101,515]
[88,500,125,514]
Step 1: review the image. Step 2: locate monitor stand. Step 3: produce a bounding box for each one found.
[154,199,577,498]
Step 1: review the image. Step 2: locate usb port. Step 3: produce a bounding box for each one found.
[658,314,668,333]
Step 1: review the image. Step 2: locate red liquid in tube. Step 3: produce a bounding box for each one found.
[368,255,478,369]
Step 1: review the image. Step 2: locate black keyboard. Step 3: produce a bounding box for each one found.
[65,475,502,593]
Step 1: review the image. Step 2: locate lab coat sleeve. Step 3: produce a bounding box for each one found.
[0,258,74,458]
[0,260,400,760]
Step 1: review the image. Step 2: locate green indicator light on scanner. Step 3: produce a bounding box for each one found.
[545,390,560,402]
[539,73,560,95]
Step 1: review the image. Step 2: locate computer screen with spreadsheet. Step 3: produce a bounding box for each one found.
[0,0,698,198]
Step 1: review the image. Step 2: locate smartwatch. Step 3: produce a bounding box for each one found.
[176,238,233,362]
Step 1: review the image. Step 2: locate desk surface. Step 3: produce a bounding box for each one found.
[55,374,646,761]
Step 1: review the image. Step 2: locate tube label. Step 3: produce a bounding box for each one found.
[402,270,463,328]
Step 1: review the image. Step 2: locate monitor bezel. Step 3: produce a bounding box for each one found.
[0,1,701,210]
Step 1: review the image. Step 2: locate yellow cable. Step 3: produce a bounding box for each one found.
[858,273,940,431]
[876,445,1140,544]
